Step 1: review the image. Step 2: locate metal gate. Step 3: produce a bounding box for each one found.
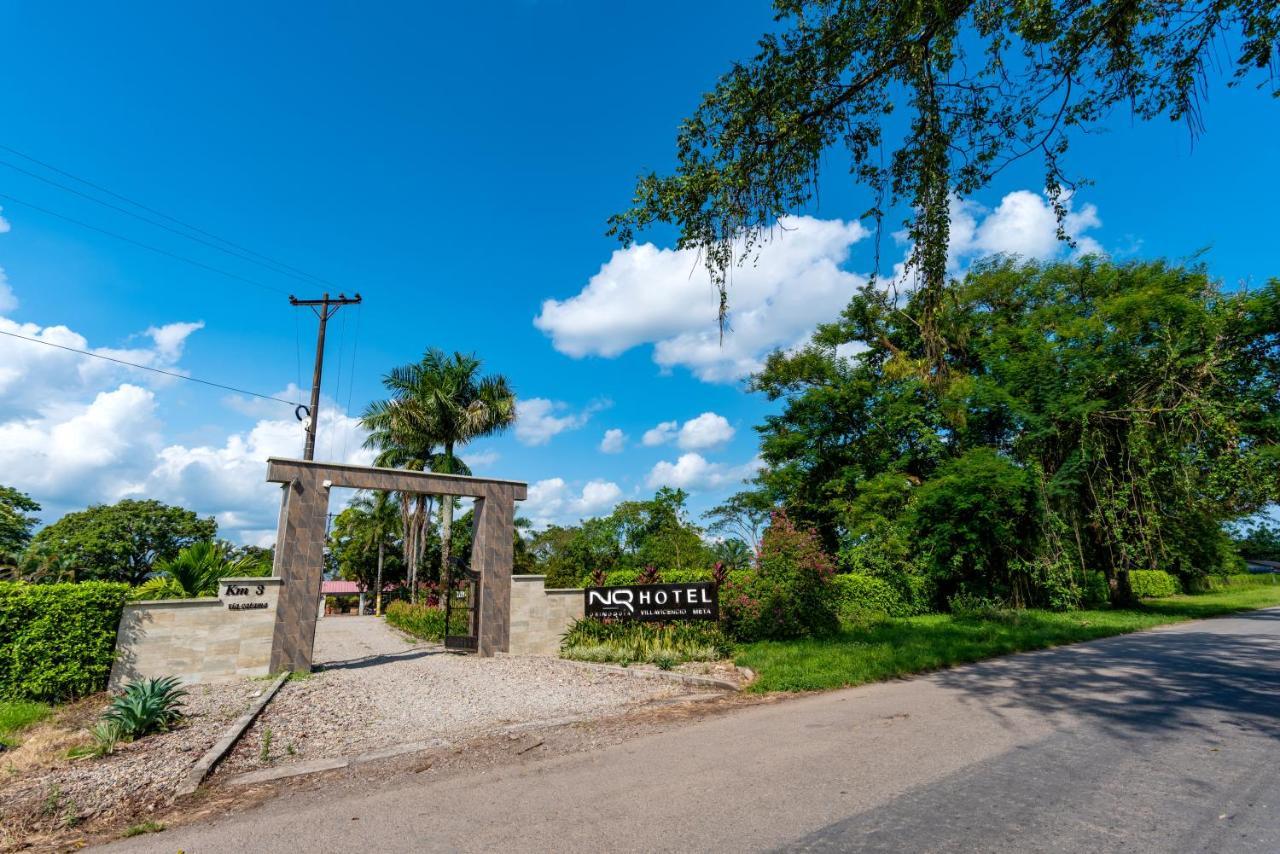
[443,563,480,652]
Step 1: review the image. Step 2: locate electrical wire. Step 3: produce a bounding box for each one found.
[0,191,288,295]
[0,142,341,289]
[0,327,301,406]
[0,157,335,289]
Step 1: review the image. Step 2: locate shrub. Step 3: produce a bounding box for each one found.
[831,574,918,622]
[579,568,716,587]
[559,618,732,665]
[1129,570,1181,598]
[0,581,130,702]
[103,676,187,739]
[720,512,837,642]
[1082,572,1111,608]
[384,601,466,641]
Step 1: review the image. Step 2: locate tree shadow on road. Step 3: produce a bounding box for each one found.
[932,609,1280,740]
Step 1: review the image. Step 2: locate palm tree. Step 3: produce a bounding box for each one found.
[348,490,400,615]
[133,541,267,599]
[362,349,516,603]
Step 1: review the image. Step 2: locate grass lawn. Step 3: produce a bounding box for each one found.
[0,700,53,748]
[735,577,1280,693]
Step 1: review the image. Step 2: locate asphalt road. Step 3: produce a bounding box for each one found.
[101,609,1280,853]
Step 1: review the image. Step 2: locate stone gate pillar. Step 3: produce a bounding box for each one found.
[269,472,329,673]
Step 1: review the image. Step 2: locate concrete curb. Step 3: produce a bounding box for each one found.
[176,671,289,797]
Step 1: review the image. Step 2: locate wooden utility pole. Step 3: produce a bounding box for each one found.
[291,292,362,460]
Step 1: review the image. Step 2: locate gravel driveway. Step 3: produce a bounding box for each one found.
[216,616,692,775]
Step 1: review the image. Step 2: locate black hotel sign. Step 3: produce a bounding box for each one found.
[584,582,719,622]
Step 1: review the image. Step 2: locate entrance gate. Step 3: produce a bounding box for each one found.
[264,457,527,672]
[444,566,480,652]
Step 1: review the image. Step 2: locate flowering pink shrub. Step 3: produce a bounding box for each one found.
[720,511,837,641]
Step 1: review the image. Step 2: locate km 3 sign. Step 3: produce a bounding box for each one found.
[584,582,718,622]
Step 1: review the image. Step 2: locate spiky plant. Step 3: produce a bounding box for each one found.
[103,676,187,739]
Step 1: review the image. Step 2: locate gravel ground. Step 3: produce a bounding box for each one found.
[216,617,695,775]
[0,680,263,848]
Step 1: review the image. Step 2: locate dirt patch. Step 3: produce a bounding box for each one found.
[0,680,264,852]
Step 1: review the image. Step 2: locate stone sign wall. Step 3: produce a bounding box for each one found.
[108,577,282,688]
[508,574,583,656]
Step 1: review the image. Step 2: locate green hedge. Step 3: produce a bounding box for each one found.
[0,581,130,702]
[1129,570,1181,598]
[384,601,466,641]
[578,568,717,587]
[831,574,922,620]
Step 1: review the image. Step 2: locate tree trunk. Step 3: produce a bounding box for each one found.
[439,442,456,601]
[1108,567,1138,607]
[375,540,384,616]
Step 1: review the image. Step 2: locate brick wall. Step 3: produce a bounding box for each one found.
[508,575,583,656]
[108,577,283,688]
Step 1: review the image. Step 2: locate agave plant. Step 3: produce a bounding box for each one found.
[103,677,187,740]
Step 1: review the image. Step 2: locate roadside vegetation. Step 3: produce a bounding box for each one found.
[0,699,52,748]
[737,576,1280,693]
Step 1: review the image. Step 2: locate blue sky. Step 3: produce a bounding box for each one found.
[1,2,1277,542]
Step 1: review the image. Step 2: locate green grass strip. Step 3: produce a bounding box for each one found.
[735,580,1280,693]
[0,699,53,747]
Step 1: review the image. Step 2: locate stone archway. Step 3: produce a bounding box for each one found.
[265,457,527,672]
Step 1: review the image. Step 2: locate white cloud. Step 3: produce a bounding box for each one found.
[536,215,870,382]
[677,412,734,450]
[0,282,373,542]
[515,397,606,446]
[0,267,15,313]
[523,477,623,528]
[139,405,372,539]
[0,384,163,504]
[599,428,627,454]
[646,453,762,492]
[921,190,1104,276]
[642,420,678,447]
[0,315,205,415]
[461,449,500,470]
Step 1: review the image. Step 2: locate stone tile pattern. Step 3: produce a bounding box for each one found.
[265,458,527,671]
[509,575,585,656]
[108,578,282,688]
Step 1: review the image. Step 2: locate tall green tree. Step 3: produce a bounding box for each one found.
[27,499,217,586]
[363,349,516,599]
[0,485,41,570]
[754,258,1279,605]
[612,1,1279,372]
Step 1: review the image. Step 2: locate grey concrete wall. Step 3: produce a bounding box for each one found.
[508,575,584,656]
[108,578,282,688]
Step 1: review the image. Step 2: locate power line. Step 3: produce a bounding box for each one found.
[0,156,334,289]
[0,191,288,295]
[0,327,302,406]
[0,142,341,290]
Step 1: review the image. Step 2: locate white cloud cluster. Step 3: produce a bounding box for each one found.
[523,477,623,528]
[461,448,500,470]
[645,453,762,492]
[515,397,607,446]
[535,215,870,382]
[641,412,735,451]
[0,304,367,543]
[642,420,678,447]
[599,428,626,454]
[0,266,15,314]
[898,190,1103,279]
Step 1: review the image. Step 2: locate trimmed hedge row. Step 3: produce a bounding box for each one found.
[0,581,130,702]
[831,574,927,620]
[1129,569,1181,598]
[576,568,722,587]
